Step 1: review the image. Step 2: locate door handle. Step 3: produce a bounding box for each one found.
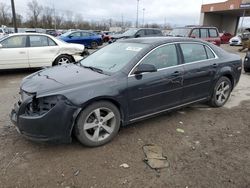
[212,63,218,68]
[19,51,26,54]
[171,71,182,76]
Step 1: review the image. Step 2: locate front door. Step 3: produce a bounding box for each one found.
[127,44,184,120]
[0,35,29,69]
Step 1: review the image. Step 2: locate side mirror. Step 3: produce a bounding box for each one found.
[190,35,196,38]
[68,35,73,38]
[135,34,141,38]
[134,64,157,74]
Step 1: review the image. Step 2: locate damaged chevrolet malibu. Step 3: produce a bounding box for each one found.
[11,37,242,147]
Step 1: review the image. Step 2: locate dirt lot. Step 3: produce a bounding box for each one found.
[0,45,250,188]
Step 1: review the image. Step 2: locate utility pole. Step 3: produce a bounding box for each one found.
[53,4,56,30]
[164,17,166,29]
[142,8,145,27]
[121,14,124,28]
[10,0,18,33]
[136,0,139,28]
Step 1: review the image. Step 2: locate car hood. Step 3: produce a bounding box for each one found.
[21,64,109,96]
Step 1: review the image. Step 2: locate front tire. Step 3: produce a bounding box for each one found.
[209,76,232,107]
[74,101,121,147]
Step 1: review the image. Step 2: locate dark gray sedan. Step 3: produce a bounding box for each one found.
[11,37,242,147]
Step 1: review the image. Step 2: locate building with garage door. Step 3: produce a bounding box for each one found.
[200,0,250,35]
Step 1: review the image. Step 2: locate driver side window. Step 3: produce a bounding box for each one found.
[1,36,27,48]
[140,44,178,69]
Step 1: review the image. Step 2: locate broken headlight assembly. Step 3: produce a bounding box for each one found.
[25,95,68,116]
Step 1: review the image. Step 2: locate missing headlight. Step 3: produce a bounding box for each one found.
[25,95,64,116]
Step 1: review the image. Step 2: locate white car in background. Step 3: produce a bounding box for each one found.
[229,35,242,46]
[0,28,8,38]
[0,33,86,70]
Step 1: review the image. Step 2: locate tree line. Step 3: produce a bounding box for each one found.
[0,0,168,31]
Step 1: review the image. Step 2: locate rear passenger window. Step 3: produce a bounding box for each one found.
[140,44,178,69]
[180,43,207,63]
[30,36,50,47]
[200,29,208,38]
[153,30,161,35]
[48,38,57,46]
[209,29,218,37]
[205,46,215,59]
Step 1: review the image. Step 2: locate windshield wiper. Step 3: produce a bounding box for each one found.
[82,65,104,74]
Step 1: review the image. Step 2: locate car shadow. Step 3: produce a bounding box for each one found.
[0,68,41,76]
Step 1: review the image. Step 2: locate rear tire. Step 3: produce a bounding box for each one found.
[91,41,98,49]
[53,55,73,66]
[209,76,232,107]
[74,101,121,147]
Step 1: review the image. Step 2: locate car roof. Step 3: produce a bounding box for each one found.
[5,33,52,37]
[174,26,218,29]
[119,37,207,46]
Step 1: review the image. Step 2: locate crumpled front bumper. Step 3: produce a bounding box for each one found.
[10,96,79,143]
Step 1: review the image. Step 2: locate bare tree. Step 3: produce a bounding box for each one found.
[0,2,11,25]
[55,14,64,29]
[27,0,42,27]
[41,6,53,28]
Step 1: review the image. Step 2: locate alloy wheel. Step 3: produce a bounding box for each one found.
[83,107,116,142]
[215,81,230,105]
[58,57,70,65]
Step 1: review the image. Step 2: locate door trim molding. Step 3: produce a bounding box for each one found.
[129,97,207,122]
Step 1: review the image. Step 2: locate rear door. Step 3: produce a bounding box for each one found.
[81,32,92,46]
[28,35,59,67]
[179,42,217,103]
[127,44,184,120]
[0,35,29,69]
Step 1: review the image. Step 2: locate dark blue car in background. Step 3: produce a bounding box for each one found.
[59,30,103,49]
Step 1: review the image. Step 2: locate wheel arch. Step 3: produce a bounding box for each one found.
[221,73,234,89]
[70,97,125,136]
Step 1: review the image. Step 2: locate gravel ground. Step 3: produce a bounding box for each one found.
[0,44,249,188]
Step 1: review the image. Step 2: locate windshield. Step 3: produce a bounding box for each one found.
[80,42,149,73]
[169,28,191,37]
[122,29,139,36]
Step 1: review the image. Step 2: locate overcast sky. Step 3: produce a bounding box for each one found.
[2,0,228,26]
